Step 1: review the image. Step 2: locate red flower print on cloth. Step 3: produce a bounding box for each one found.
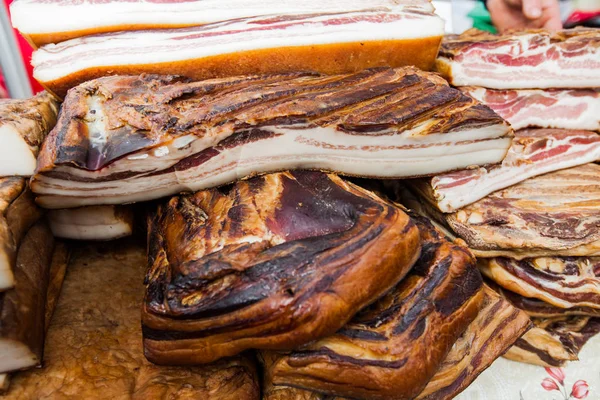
[540,367,589,399]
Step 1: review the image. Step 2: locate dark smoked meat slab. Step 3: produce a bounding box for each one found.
[142,171,421,365]
[31,67,512,209]
[261,215,483,400]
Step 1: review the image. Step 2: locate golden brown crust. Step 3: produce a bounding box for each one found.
[143,171,421,365]
[42,38,442,99]
[4,240,260,399]
[261,216,484,400]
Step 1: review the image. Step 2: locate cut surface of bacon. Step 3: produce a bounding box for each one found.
[48,206,134,241]
[143,171,421,365]
[462,87,600,131]
[504,316,600,367]
[11,0,437,47]
[31,7,444,97]
[0,93,59,177]
[410,129,600,213]
[436,28,600,89]
[261,215,483,400]
[31,68,512,209]
[442,164,600,259]
[480,257,600,310]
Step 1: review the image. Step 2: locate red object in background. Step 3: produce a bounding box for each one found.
[0,68,8,98]
[3,0,44,94]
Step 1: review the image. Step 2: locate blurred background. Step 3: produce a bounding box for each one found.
[1,0,599,99]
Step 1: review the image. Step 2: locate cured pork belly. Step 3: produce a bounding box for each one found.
[415,286,531,400]
[0,178,43,290]
[3,241,260,399]
[0,93,59,177]
[443,164,600,259]
[462,87,600,131]
[48,206,133,241]
[0,222,54,374]
[261,216,483,400]
[410,129,600,213]
[143,171,421,365]
[12,0,438,47]
[504,316,600,367]
[31,7,444,97]
[436,28,600,89]
[480,257,600,310]
[491,283,600,318]
[31,68,512,209]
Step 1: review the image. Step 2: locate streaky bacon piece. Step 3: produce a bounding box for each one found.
[31,68,512,209]
[410,129,600,213]
[30,6,444,97]
[504,316,600,367]
[462,87,600,131]
[436,28,600,89]
[11,0,436,47]
[47,206,134,241]
[443,164,600,260]
[480,256,600,310]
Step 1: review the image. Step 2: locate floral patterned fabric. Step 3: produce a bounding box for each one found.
[457,334,599,399]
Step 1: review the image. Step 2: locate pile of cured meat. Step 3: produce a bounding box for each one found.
[0,0,599,398]
[405,28,600,367]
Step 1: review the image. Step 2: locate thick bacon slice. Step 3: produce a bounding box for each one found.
[31,68,512,209]
[504,316,600,367]
[0,93,59,177]
[143,171,421,365]
[480,257,600,310]
[462,87,600,131]
[436,28,600,89]
[48,206,134,241]
[30,7,444,97]
[11,0,437,47]
[410,129,600,213]
[261,216,483,400]
[442,164,600,259]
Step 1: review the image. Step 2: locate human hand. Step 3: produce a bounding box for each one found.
[486,0,562,31]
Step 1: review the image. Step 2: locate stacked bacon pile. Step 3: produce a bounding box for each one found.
[405,28,600,367]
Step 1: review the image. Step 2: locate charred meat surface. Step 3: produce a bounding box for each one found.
[4,241,260,399]
[143,171,421,365]
[261,215,483,400]
[32,68,512,208]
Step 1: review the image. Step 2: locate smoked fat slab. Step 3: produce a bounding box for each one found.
[31,68,512,209]
[143,171,421,365]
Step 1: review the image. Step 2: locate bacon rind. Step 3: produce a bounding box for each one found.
[411,129,600,213]
[142,171,422,365]
[31,68,512,209]
[436,28,600,89]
